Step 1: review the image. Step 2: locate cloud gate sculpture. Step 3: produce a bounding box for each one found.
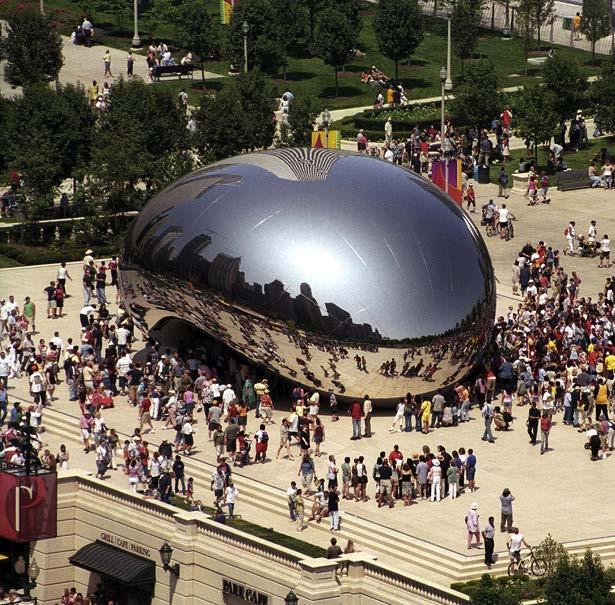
[119,148,496,403]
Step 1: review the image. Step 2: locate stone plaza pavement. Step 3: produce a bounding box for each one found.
[0,29,222,98]
[3,180,615,585]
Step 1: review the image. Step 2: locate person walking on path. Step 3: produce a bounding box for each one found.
[466,448,477,492]
[500,488,515,532]
[466,502,482,549]
[482,516,496,568]
[540,412,552,454]
[527,402,541,445]
[363,395,372,437]
[328,485,340,531]
[481,400,495,443]
[103,50,113,78]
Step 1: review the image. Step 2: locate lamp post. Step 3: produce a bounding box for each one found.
[445,13,453,91]
[242,21,250,73]
[131,0,141,49]
[15,556,40,602]
[159,542,180,577]
[284,589,299,605]
[439,66,449,196]
[322,108,331,148]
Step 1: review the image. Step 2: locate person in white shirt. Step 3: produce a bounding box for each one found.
[225,481,239,517]
[116,326,131,354]
[564,221,576,255]
[589,220,597,240]
[389,398,405,432]
[498,204,510,237]
[507,528,531,573]
[0,352,10,388]
[116,353,131,395]
[599,234,611,268]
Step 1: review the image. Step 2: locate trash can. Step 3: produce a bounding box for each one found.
[478,165,491,184]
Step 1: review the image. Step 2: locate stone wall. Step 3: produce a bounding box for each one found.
[30,471,469,605]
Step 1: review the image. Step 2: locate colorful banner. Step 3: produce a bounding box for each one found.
[220,0,238,24]
[432,159,463,206]
[0,470,57,542]
[311,130,340,149]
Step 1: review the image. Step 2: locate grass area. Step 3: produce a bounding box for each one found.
[489,137,615,184]
[0,253,21,268]
[169,497,325,558]
[1,0,604,109]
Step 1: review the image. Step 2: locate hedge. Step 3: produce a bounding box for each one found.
[0,241,121,266]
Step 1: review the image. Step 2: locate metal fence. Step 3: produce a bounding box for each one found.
[420,0,615,56]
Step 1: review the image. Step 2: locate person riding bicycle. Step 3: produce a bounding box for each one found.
[507,527,531,573]
[498,204,510,237]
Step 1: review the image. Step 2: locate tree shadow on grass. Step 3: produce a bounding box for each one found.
[190,81,224,93]
[319,86,363,99]
[273,71,317,82]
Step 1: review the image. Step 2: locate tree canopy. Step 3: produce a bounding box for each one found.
[542,53,588,123]
[0,8,63,86]
[450,60,499,127]
[451,0,483,78]
[591,53,615,134]
[581,0,612,62]
[374,0,424,79]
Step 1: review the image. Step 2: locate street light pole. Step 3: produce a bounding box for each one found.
[131,0,141,49]
[242,21,250,73]
[40,0,44,15]
[445,14,453,91]
[439,66,449,196]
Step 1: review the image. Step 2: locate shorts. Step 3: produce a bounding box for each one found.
[214,488,223,499]
[601,251,610,260]
[499,221,508,230]
[48,300,57,309]
[183,433,194,446]
[509,550,521,562]
[380,479,391,495]
[226,439,236,453]
[81,428,91,440]
[466,467,476,481]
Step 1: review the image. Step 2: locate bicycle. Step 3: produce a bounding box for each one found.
[507,548,548,577]
[503,217,516,241]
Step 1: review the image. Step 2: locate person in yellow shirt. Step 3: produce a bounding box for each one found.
[87,80,98,106]
[595,378,609,420]
[604,352,615,375]
[573,12,581,40]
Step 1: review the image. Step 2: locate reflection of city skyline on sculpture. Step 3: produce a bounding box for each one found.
[120,148,496,402]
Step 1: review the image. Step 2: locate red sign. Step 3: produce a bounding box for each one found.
[0,470,57,542]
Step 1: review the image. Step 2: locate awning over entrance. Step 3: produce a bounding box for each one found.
[69,541,155,587]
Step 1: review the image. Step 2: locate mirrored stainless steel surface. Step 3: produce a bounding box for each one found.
[119,148,495,402]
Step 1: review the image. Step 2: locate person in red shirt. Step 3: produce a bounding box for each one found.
[465,183,476,213]
[500,106,512,134]
[388,444,404,463]
[139,396,154,433]
[349,401,362,440]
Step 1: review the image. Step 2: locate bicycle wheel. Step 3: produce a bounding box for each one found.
[531,558,548,577]
[507,562,517,577]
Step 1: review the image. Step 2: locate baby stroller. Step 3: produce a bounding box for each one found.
[234,438,252,467]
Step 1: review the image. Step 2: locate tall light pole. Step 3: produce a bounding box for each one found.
[40,0,44,15]
[440,66,449,196]
[242,21,250,73]
[322,108,331,148]
[445,13,453,91]
[131,0,141,49]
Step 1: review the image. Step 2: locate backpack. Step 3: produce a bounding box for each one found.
[541,175,549,187]
[260,431,269,443]
[540,417,551,431]
[564,228,569,236]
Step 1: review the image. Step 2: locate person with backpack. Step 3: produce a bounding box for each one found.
[497,167,509,199]
[254,423,269,463]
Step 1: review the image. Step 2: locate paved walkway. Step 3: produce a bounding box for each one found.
[0,30,222,98]
[3,181,615,585]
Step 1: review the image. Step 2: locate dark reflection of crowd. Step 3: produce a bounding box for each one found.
[119,262,495,399]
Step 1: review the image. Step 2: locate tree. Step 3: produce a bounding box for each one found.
[450,60,499,128]
[228,0,288,75]
[193,69,276,161]
[451,0,483,79]
[591,53,615,133]
[543,550,615,605]
[278,96,322,147]
[514,83,559,165]
[469,575,521,605]
[173,0,216,82]
[92,78,189,209]
[542,54,587,123]
[6,83,95,200]
[515,0,555,54]
[0,8,63,86]
[374,0,424,80]
[301,0,326,43]
[314,0,361,96]
[581,0,612,63]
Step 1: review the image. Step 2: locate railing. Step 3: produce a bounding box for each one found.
[420,0,615,56]
[363,561,471,605]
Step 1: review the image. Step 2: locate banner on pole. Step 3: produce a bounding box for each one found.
[311,130,340,149]
[220,0,238,24]
[432,159,463,206]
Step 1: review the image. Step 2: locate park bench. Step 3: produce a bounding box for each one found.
[151,64,193,82]
[556,169,591,191]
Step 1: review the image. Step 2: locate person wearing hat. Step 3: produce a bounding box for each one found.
[83,249,94,271]
[260,388,275,424]
[428,459,442,502]
[466,503,482,549]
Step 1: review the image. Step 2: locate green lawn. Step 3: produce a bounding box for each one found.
[0,253,21,268]
[489,137,615,184]
[0,0,604,108]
